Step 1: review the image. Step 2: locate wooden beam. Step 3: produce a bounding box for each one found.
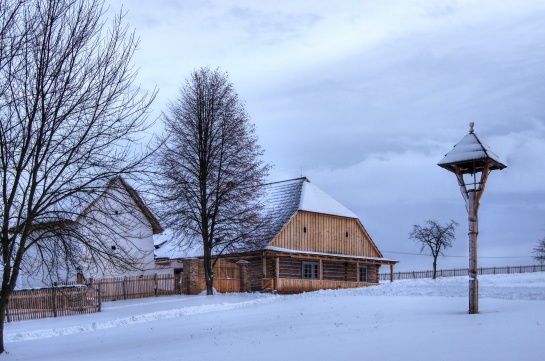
[274,256,279,290]
[476,161,491,204]
[452,164,469,205]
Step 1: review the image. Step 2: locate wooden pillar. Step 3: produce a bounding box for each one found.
[356,262,360,282]
[390,264,394,283]
[274,257,279,291]
[237,260,251,293]
[468,190,479,314]
[319,259,323,280]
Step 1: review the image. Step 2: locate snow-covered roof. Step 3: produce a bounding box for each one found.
[154,234,203,259]
[261,177,358,240]
[155,178,362,260]
[261,178,305,242]
[438,125,507,174]
[299,180,358,218]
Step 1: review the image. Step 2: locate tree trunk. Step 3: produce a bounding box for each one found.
[203,250,214,295]
[0,290,10,353]
[432,259,437,279]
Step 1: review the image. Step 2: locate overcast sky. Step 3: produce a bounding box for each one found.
[109,0,545,271]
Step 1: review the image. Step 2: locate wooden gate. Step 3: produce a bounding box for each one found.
[197,260,241,293]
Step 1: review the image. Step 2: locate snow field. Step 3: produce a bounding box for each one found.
[2,273,545,361]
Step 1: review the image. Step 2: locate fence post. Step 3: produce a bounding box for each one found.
[52,287,57,318]
[122,276,127,300]
[154,274,158,297]
[98,282,102,312]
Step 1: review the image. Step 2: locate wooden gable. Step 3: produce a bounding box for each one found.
[268,210,383,258]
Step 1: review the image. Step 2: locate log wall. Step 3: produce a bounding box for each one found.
[242,254,381,292]
[276,279,377,294]
[322,261,357,282]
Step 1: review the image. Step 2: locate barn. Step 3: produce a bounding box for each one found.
[156,177,397,294]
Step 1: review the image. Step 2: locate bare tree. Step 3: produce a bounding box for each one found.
[155,67,270,295]
[0,0,156,352]
[533,238,545,265]
[409,220,458,279]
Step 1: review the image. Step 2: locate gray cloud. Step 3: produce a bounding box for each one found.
[109,0,545,271]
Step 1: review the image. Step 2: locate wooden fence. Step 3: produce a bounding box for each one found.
[379,264,545,281]
[6,286,100,322]
[88,274,181,302]
[6,274,180,322]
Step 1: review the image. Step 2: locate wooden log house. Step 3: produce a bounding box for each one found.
[156,177,398,294]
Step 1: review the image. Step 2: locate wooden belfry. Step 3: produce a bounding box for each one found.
[438,123,506,314]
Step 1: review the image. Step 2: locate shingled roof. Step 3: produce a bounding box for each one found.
[261,177,358,243]
[155,177,362,258]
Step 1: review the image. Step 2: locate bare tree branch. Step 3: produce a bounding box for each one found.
[0,0,157,353]
[154,67,270,295]
[409,220,458,279]
[533,237,545,265]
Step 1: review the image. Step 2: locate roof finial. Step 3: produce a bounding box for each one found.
[469,122,474,134]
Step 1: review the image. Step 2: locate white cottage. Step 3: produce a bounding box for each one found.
[18,177,163,289]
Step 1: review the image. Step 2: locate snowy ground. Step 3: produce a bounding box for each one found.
[3,273,545,360]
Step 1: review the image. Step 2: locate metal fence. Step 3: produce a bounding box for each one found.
[379,264,545,281]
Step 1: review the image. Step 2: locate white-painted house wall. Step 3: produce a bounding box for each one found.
[18,178,160,289]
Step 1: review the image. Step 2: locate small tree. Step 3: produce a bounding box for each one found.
[533,238,545,265]
[155,67,270,295]
[0,0,156,353]
[409,220,458,279]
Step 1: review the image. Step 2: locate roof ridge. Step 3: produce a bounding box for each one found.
[262,177,309,186]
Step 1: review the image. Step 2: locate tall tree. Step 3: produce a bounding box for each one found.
[155,67,270,295]
[0,0,156,352]
[409,220,458,279]
[533,237,545,265]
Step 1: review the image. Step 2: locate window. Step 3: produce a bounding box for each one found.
[302,261,319,279]
[359,265,368,282]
